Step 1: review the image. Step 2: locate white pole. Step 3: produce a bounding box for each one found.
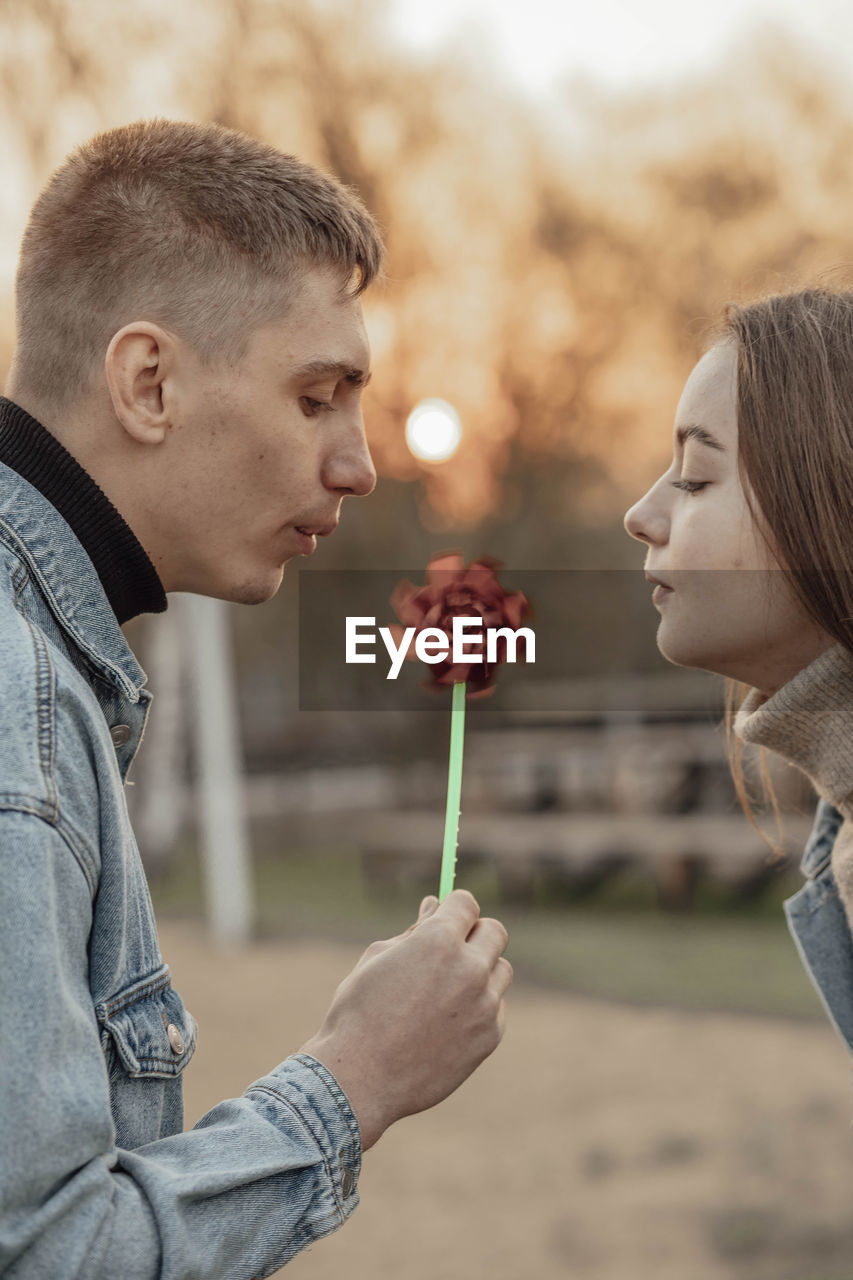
[130,603,188,875]
[184,594,253,944]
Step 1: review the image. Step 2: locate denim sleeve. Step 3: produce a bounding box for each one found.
[0,808,362,1279]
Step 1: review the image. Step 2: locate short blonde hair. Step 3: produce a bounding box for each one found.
[12,118,385,411]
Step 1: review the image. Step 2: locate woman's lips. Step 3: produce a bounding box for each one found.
[644,571,673,603]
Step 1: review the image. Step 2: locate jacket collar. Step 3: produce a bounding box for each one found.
[0,396,166,625]
[0,460,150,700]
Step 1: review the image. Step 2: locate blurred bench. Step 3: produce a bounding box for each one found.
[352,810,816,907]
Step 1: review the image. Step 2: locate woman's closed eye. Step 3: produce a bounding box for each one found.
[670,479,708,495]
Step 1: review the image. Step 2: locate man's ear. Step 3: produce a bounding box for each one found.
[104,322,176,445]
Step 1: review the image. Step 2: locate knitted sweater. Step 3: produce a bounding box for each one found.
[734,642,853,926]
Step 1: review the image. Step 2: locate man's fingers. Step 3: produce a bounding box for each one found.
[491,955,513,998]
[359,937,393,961]
[400,895,439,938]
[465,915,509,960]
[431,888,481,935]
[364,893,470,958]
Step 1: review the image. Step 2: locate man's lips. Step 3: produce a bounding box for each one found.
[292,520,338,556]
[644,571,673,590]
[296,522,338,538]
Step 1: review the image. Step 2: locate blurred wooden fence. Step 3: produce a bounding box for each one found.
[237,717,815,908]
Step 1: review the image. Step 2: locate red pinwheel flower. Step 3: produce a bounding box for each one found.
[389,552,531,699]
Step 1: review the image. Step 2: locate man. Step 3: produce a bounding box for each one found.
[0,119,512,1278]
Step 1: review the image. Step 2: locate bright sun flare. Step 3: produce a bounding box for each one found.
[405,398,463,462]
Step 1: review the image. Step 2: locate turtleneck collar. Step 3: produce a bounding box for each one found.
[734,642,853,820]
[0,396,167,625]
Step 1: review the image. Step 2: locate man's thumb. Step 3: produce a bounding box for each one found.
[418,895,439,921]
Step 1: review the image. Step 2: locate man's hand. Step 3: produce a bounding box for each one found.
[299,890,512,1151]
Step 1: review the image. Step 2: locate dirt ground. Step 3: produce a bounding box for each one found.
[160,920,853,1280]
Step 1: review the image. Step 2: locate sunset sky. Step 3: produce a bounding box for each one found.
[390,0,853,95]
[3,0,852,523]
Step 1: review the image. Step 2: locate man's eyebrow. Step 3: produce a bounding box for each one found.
[675,423,726,452]
[290,358,372,388]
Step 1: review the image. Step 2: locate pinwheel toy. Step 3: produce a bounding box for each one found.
[390,553,531,899]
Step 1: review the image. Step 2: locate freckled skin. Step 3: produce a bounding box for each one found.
[624,342,834,696]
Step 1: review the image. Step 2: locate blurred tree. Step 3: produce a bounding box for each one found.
[3,0,853,693]
[5,0,853,539]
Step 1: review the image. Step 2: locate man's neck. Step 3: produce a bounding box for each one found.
[0,396,167,624]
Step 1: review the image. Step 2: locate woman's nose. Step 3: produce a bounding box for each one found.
[623,490,668,546]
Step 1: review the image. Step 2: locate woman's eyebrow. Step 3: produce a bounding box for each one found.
[676,423,727,452]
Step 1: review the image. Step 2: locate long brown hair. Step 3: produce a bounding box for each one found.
[712,288,853,851]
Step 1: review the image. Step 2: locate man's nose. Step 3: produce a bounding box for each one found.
[324,422,377,497]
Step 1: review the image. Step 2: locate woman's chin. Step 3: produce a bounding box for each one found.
[655,625,726,676]
[656,630,759,687]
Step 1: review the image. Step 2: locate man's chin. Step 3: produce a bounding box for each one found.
[221,566,286,606]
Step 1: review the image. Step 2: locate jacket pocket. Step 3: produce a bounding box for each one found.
[96,964,197,1079]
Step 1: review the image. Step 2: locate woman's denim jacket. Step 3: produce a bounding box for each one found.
[0,462,361,1278]
[785,796,853,1055]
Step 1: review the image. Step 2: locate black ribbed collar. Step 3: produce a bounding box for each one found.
[0,396,167,625]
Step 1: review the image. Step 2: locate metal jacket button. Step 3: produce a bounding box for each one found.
[166,1023,185,1055]
[110,724,132,748]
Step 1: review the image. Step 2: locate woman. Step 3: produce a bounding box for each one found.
[623,288,853,1053]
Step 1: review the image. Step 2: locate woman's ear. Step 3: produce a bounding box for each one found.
[104,322,175,446]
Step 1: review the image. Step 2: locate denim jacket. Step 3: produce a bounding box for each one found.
[0,460,361,1278]
[785,796,853,1055]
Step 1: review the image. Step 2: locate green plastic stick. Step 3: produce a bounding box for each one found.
[439,680,467,901]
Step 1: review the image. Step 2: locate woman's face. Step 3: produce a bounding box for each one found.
[623,341,834,696]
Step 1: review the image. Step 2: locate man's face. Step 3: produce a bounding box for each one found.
[158,266,376,602]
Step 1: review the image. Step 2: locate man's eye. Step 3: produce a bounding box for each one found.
[301,397,335,416]
[670,479,708,495]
